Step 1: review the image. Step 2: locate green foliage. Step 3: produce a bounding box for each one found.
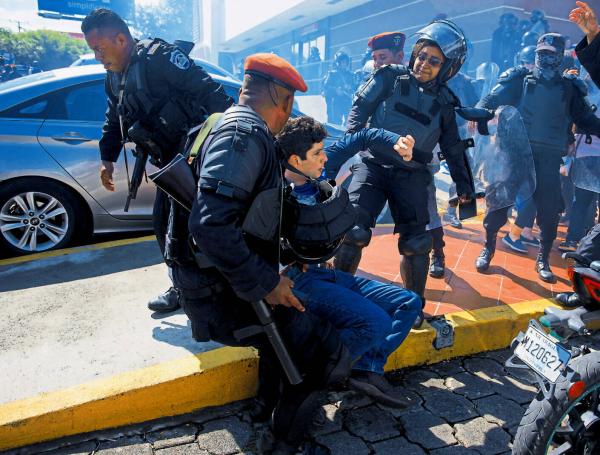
[0,28,88,70]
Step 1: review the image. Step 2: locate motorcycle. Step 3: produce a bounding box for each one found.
[507,252,600,454]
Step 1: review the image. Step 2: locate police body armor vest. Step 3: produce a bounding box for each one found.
[368,70,452,166]
[108,39,193,156]
[518,74,572,151]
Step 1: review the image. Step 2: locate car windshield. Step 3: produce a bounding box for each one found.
[0,71,56,93]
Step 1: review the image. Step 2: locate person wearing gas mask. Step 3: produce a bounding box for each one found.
[81,8,233,314]
[277,116,420,407]
[322,51,355,125]
[328,20,475,328]
[475,33,600,283]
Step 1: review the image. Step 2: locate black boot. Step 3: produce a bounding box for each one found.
[555,292,582,308]
[475,247,494,272]
[536,253,556,283]
[429,252,445,278]
[147,287,181,313]
[400,254,429,328]
[333,243,363,275]
[348,371,412,408]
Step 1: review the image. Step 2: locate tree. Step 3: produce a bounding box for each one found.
[132,0,193,43]
[0,28,88,70]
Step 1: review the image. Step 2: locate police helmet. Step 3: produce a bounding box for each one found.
[475,62,499,81]
[408,19,468,82]
[334,51,350,67]
[531,9,545,22]
[500,13,518,27]
[281,181,356,264]
[521,31,539,48]
[518,46,536,65]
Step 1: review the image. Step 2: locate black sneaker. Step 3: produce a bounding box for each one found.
[429,255,445,278]
[536,254,556,283]
[147,287,181,313]
[558,240,578,252]
[475,247,494,272]
[348,371,411,409]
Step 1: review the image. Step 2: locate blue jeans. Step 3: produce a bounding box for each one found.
[286,265,421,375]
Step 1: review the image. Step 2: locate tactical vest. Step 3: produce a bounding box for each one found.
[518,74,572,151]
[368,71,453,166]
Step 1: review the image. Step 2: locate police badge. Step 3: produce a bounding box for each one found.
[170,50,191,70]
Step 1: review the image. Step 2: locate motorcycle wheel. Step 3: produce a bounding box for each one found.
[512,350,600,454]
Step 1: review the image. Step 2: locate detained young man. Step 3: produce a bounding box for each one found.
[277,116,421,407]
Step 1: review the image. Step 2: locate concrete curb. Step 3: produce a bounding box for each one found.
[0,298,554,451]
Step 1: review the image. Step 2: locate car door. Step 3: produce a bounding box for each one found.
[36,80,156,219]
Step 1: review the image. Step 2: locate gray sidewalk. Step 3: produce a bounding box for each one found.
[0,239,220,405]
[13,347,544,455]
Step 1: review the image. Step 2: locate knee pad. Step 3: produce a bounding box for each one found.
[345,226,372,248]
[398,232,432,256]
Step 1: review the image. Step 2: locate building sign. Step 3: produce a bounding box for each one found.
[37,0,134,22]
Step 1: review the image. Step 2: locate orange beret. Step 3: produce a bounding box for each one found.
[244,53,307,93]
[368,32,406,51]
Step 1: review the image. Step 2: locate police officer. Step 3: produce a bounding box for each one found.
[475,33,600,283]
[472,62,500,100]
[369,31,405,69]
[517,45,536,71]
[328,20,474,327]
[322,51,355,125]
[491,13,521,72]
[178,54,351,453]
[81,8,233,313]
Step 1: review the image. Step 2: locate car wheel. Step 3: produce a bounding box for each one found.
[0,179,82,256]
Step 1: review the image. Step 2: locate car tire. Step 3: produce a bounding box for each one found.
[0,179,84,256]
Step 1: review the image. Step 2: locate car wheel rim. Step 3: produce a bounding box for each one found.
[0,191,69,252]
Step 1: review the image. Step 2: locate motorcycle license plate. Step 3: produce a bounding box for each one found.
[514,325,571,383]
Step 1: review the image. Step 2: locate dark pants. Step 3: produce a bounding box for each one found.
[566,186,600,242]
[153,188,174,286]
[484,153,562,258]
[348,161,430,233]
[340,161,431,300]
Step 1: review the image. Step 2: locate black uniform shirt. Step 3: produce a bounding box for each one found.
[576,33,600,89]
[100,39,233,163]
[476,68,600,139]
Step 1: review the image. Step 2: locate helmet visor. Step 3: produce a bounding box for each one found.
[412,20,467,60]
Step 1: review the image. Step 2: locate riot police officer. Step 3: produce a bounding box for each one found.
[517,45,536,70]
[81,8,233,313]
[176,54,352,453]
[369,31,405,69]
[322,51,355,125]
[328,20,474,327]
[475,33,600,282]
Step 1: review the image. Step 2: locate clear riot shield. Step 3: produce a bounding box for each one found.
[475,105,536,214]
[571,134,600,194]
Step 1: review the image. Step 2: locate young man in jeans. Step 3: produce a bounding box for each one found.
[277,116,421,407]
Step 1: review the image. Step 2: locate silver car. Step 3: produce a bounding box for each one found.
[0,65,342,256]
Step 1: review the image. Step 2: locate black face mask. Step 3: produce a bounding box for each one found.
[534,52,562,80]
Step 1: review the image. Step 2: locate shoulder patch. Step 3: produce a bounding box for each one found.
[169,50,190,70]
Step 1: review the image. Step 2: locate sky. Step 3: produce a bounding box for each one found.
[0,0,303,39]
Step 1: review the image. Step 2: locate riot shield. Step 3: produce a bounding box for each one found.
[429,105,536,230]
[571,134,600,193]
[475,105,536,213]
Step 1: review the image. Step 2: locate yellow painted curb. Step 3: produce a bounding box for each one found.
[0,299,554,451]
[0,235,155,267]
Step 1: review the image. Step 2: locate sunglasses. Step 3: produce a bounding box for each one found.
[416,52,443,67]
